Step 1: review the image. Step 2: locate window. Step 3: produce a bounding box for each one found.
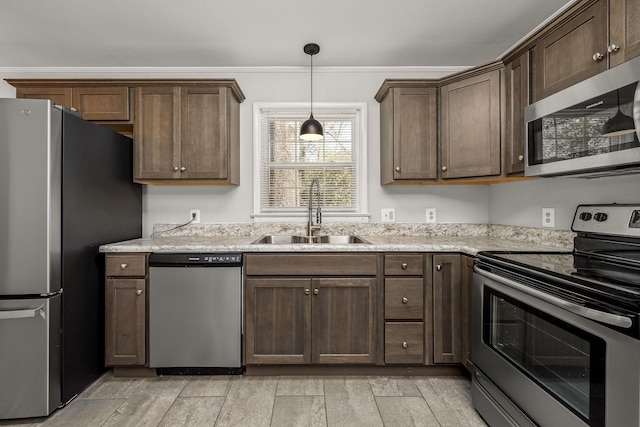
[253,103,368,221]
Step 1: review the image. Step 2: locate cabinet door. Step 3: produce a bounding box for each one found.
[245,278,311,364]
[180,86,229,180]
[432,254,461,364]
[460,255,474,372]
[72,86,130,121]
[610,0,640,67]
[312,278,376,364]
[15,87,72,108]
[440,70,501,179]
[134,87,180,180]
[531,0,607,102]
[105,279,146,366]
[505,52,529,175]
[391,87,438,181]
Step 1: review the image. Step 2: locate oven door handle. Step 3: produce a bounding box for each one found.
[476,267,633,329]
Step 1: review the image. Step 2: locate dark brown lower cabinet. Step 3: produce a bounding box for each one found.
[244,275,376,365]
[460,255,474,372]
[105,278,146,366]
[432,254,462,364]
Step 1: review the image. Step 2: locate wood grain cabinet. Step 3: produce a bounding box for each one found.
[504,52,529,175]
[440,67,502,180]
[105,253,148,366]
[383,254,427,364]
[375,82,438,184]
[531,0,640,102]
[432,254,462,364]
[460,255,474,372]
[134,84,242,184]
[244,254,377,365]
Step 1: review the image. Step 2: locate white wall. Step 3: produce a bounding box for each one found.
[488,175,640,230]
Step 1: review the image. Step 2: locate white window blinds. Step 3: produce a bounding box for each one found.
[258,108,360,214]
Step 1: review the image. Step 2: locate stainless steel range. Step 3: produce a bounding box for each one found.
[472,204,640,427]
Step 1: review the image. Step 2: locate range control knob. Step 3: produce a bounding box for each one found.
[594,212,608,222]
[579,212,593,221]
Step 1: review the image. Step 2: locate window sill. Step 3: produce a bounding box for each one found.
[251,212,371,223]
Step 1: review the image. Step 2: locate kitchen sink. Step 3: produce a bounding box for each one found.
[251,235,370,245]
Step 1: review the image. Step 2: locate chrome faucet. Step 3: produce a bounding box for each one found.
[307,179,322,237]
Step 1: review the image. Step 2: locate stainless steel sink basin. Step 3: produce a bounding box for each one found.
[311,235,370,244]
[251,235,370,245]
[251,235,310,244]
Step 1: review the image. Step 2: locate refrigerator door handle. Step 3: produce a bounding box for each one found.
[0,305,44,320]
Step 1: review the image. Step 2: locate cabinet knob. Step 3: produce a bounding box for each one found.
[592,52,605,61]
[120,263,128,270]
[395,166,401,172]
[401,262,408,270]
[313,288,319,295]
[402,341,408,349]
[136,289,143,296]
[518,155,524,161]
[70,107,78,112]
[607,44,620,53]
[402,297,408,304]
[173,166,179,172]
[180,166,186,172]
[441,166,447,172]
[305,289,310,295]
[436,264,442,271]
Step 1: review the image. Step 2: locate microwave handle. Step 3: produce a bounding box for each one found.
[475,267,633,329]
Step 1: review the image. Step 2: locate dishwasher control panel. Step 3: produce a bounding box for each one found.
[149,253,242,266]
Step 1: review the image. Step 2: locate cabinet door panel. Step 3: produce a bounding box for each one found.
[181,86,228,179]
[440,70,501,179]
[531,0,607,101]
[610,0,640,67]
[245,278,311,364]
[312,278,376,364]
[393,87,437,180]
[505,52,529,175]
[105,279,146,366]
[460,255,474,372]
[72,86,130,121]
[16,87,72,108]
[432,254,461,364]
[134,87,180,180]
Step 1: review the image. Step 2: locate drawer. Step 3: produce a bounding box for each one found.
[385,322,424,364]
[384,254,423,276]
[385,278,423,320]
[245,253,377,276]
[106,254,147,277]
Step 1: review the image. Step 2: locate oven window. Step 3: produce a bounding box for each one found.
[484,289,605,426]
[528,81,639,166]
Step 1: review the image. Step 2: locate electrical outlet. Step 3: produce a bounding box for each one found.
[425,208,437,224]
[381,208,395,223]
[189,209,201,224]
[542,207,555,228]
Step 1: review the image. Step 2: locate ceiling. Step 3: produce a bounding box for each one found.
[0,0,571,68]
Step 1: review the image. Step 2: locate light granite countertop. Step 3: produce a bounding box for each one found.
[99,234,570,256]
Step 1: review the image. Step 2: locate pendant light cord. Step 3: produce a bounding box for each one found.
[310,53,314,116]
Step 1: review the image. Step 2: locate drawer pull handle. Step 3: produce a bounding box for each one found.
[136,289,143,296]
[120,263,128,270]
[402,341,408,349]
[401,263,408,270]
[402,297,408,304]
[436,264,442,271]
[305,289,310,295]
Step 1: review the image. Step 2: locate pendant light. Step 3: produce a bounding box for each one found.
[601,89,636,137]
[300,43,324,141]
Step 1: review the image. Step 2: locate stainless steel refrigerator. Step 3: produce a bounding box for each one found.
[0,98,142,419]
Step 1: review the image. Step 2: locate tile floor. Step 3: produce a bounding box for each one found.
[0,373,488,427]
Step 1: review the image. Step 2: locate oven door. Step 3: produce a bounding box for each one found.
[472,267,640,427]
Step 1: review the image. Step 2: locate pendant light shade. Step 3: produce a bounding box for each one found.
[601,89,636,137]
[301,43,323,141]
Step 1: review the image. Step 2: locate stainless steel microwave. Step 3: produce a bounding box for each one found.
[524,56,640,177]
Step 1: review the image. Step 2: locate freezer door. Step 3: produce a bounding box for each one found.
[0,296,61,419]
[0,99,62,295]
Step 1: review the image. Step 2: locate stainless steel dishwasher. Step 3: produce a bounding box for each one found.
[148,253,242,374]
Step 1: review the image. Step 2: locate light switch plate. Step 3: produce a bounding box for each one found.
[542,207,555,228]
[381,208,395,223]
